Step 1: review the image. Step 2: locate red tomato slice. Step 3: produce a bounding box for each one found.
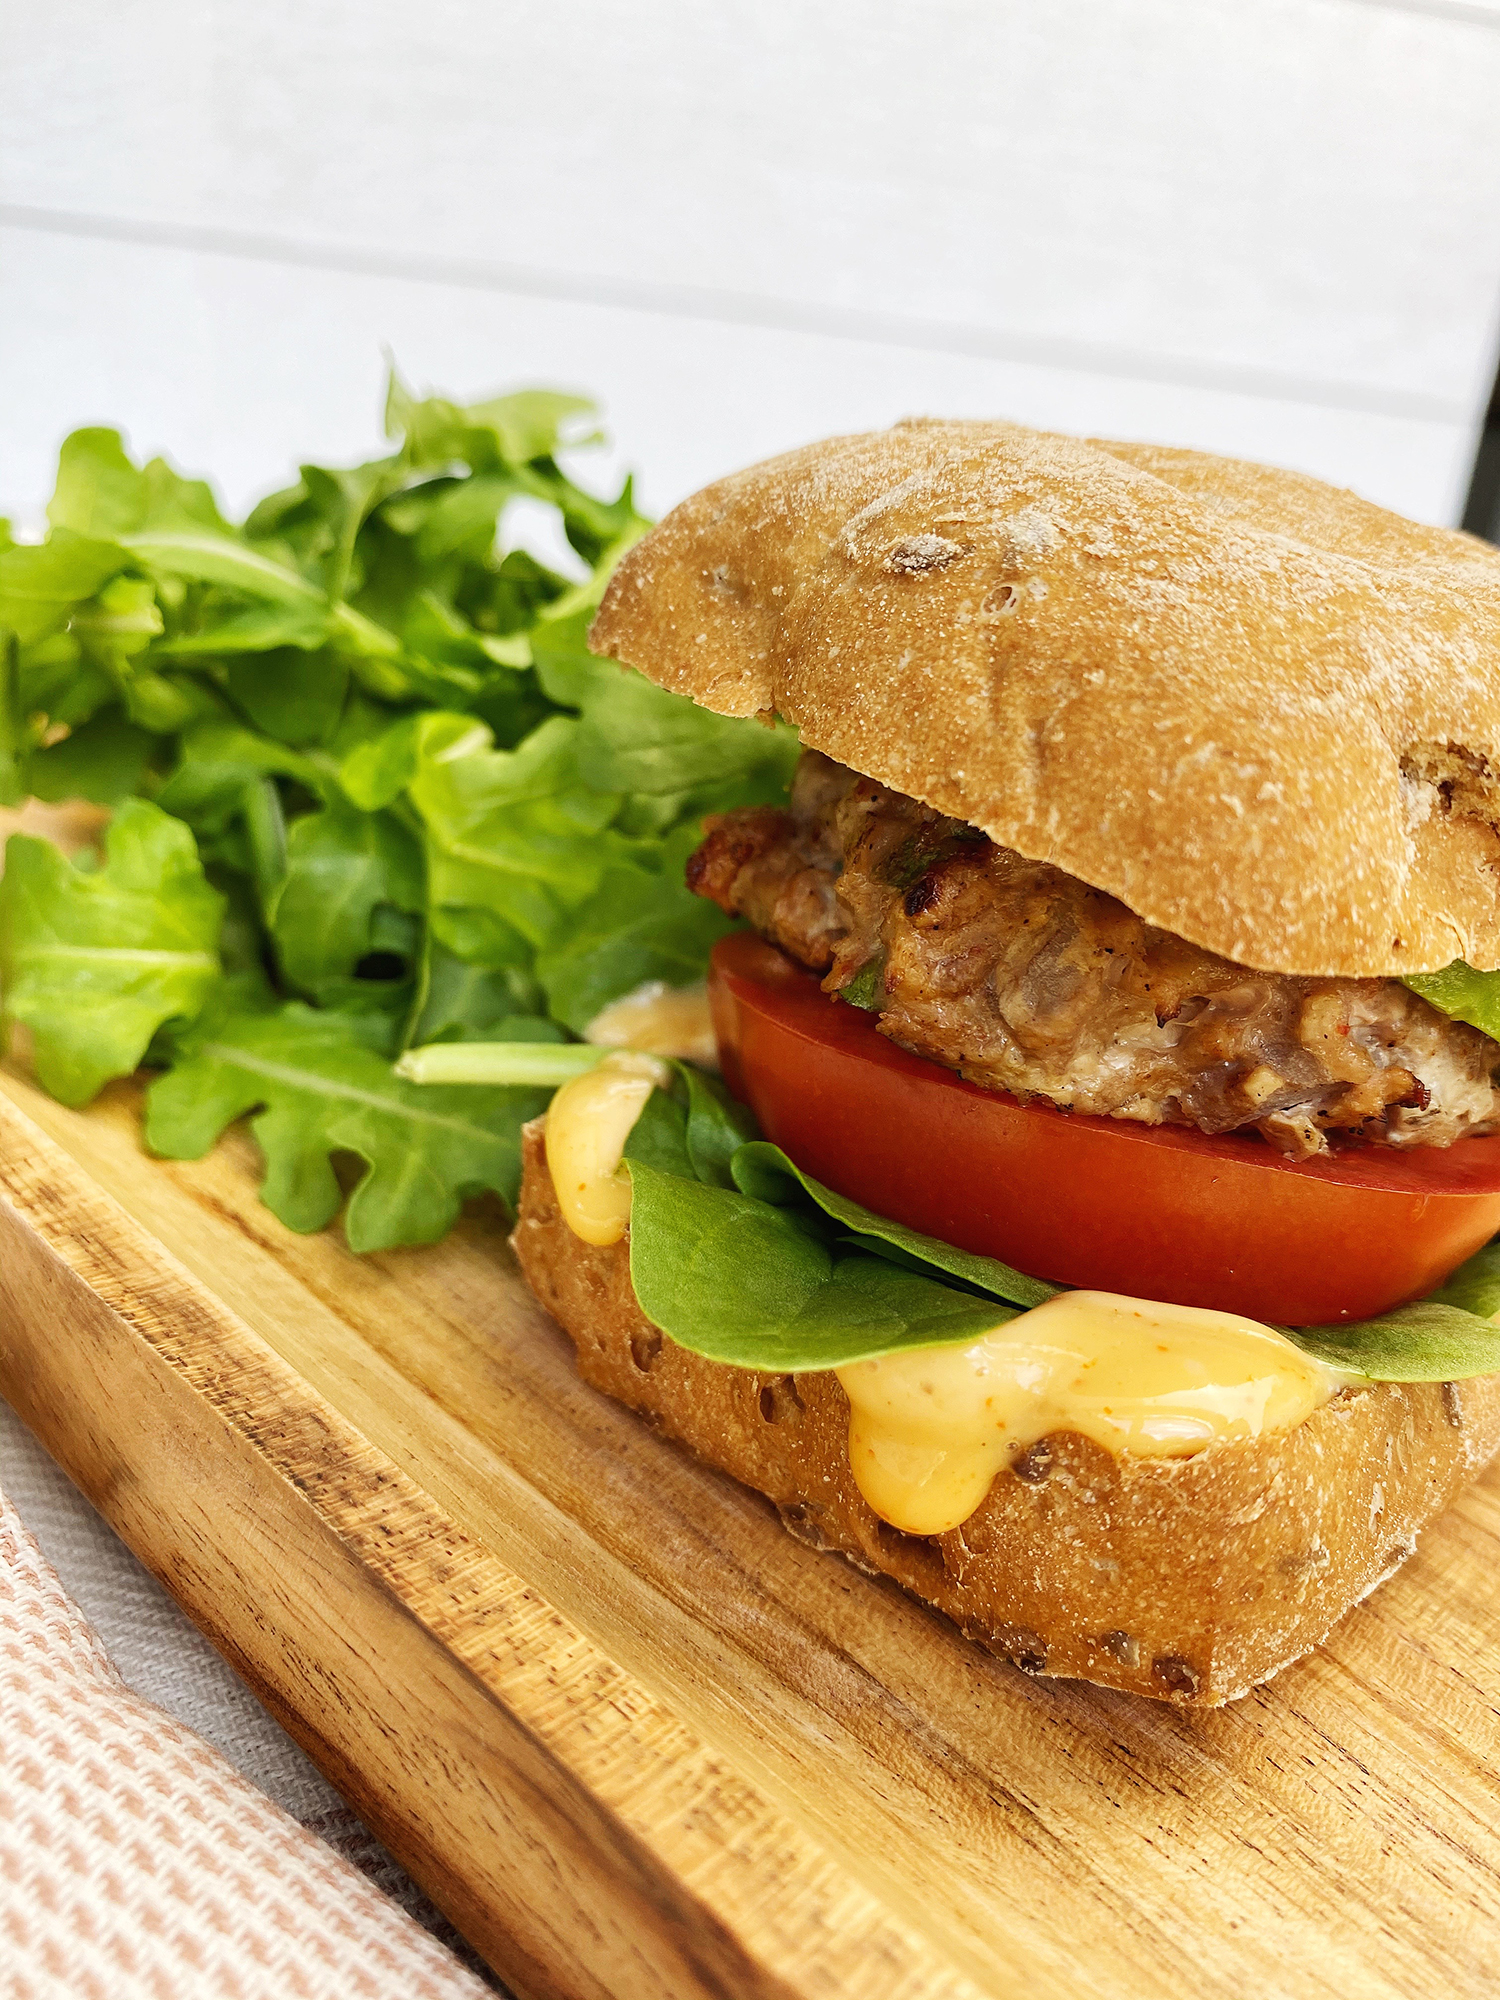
[708,932,1500,1326]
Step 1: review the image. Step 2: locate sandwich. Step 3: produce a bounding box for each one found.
[490,419,1500,1703]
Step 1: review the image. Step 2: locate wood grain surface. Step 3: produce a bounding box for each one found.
[5,1062,1500,1998]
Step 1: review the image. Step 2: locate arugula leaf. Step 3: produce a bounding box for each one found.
[71,575,165,675]
[27,708,155,806]
[224,647,350,747]
[159,605,334,658]
[270,802,423,1004]
[155,720,328,832]
[0,532,124,645]
[0,372,802,1250]
[139,457,234,536]
[574,668,798,807]
[403,712,621,955]
[387,371,598,474]
[1404,961,1500,1041]
[145,992,547,1250]
[534,830,732,1032]
[47,429,148,539]
[0,798,223,1105]
[0,636,23,807]
[411,944,543,1043]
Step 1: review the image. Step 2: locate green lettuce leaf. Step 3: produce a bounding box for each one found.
[145,990,549,1250]
[0,797,223,1105]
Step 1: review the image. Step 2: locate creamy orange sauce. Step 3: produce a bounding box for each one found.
[546,1051,671,1245]
[584,979,718,1069]
[836,1291,1350,1535]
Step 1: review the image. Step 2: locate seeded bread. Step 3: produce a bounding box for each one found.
[512,1120,1500,1705]
[589,420,1500,979]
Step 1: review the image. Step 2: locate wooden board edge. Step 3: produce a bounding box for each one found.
[0,1084,983,2000]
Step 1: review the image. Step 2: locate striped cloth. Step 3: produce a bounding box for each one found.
[0,1479,493,2000]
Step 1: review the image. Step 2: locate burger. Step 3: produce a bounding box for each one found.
[505,419,1500,1704]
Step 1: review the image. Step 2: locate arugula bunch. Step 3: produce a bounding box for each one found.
[0,377,798,1249]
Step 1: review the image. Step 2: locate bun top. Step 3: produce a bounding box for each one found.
[589,420,1500,976]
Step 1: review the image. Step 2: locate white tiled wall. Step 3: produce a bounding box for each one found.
[4,0,1500,525]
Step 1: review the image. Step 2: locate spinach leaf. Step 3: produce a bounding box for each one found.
[729,1141,1059,1309]
[625,1158,1015,1372]
[621,1084,697,1179]
[1288,1299,1500,1382]
[610,1082,1052,1371]
[682,1066,759,1189]
[1428,1238,1500,1320]
[619,1086,1499,1380]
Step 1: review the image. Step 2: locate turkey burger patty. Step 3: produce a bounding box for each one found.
[689,749,1500,1163]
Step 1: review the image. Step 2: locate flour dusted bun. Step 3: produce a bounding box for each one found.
[590,421,1500,978]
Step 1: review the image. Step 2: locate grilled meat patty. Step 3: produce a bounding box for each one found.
[687,751,1500,1160]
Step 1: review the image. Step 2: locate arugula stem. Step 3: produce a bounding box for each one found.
[0,632,24,808]
[395,1040,607,1087]
[398,850,433,1054]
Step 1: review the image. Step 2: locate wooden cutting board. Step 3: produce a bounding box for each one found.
[4,1062,1500,2000]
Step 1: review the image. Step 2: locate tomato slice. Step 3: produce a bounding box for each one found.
[708,932,1500,1325]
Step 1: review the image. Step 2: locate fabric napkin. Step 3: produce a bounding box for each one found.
[0,1478,495,2000]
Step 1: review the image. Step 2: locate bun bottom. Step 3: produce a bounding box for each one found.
[512,1122,1500,1704]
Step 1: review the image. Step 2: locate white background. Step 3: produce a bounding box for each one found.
[5,0,1500,528]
